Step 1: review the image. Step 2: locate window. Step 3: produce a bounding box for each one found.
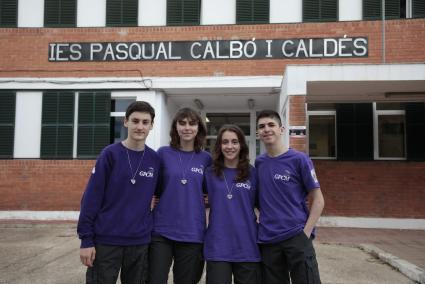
[303,0,338,22]
[406,102,425,161]
[106,0,138,27]
[374,103,406,159]
[236,0,269,24]
[110,98,136,143]
[44,0,76,27]
[77,91,111,159]
[0,0,17,27]
[413,0,425,18]
[308,111,336,159]
[363,0,406,20]
[0,90,15,158]
[40,91,74,159]
[167,0,201,26]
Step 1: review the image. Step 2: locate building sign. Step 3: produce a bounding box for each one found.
[49,37,368,62]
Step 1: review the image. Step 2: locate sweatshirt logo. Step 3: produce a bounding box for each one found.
[274,170,291,182]
[191,165,204,175]
[139,167,154,178]
[235,180,252,190]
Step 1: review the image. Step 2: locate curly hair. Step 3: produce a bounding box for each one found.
[169,108,207,152]
[212,124,250,182]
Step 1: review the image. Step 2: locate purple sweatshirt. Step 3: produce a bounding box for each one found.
[204,166,260,262]
[77,142,160,248]
[255,148,320,244]
[153,146,212,243]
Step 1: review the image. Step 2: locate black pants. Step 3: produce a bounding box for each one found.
[148,235,204,284]
[260,232,321,284]
[206,261,261,284]
[86,244,149,284]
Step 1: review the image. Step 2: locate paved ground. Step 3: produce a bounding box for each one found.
[0,222,423,284]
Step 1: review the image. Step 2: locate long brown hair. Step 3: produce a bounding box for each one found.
[213,124,250,182]
[169,108,207,152]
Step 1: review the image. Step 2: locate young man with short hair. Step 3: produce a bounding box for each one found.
[77,101,160,284]
[255,110,324,284]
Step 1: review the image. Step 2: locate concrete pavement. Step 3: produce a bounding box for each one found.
[0,222,423,284]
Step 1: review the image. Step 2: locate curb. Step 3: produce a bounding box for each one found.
[359,244,425,284]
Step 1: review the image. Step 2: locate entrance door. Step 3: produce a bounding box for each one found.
[203,112,261,163]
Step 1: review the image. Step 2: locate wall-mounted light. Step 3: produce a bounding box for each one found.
[194,99,204,110]
[247,99,255,109]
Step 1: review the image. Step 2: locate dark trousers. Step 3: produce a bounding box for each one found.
[260,232,321,284]
[148,235,204,284]
[86,244,149,284]
[206,261,261,284]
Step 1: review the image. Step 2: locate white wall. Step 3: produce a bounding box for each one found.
[14,92,42,158]
[156,91,178,148]
[18,0,44,27]
[77,0,106,27]
[140,0,167,26]
[202,0,236,25]
[339,0,362,21]
[270,0,302,23]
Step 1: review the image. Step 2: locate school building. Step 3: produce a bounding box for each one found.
[0,0,424,228]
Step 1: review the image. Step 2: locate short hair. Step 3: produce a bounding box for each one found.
[169,108,207,152]
[125,101,155,122]
[212,124,250,182]
[256,109,282,127]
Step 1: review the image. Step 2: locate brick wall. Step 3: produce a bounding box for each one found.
[0,159,423,218]
[1,19,424,78]
[314,160,425,218]
[0,160,93,210]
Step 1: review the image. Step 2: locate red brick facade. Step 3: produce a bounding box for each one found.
[1,19,425,218]
[1,19,425,78]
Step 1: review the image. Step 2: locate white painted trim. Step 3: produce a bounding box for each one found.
[0,211,80,221]
[0,76,282,90]
[318,216,425,230]
[1,212,424,230]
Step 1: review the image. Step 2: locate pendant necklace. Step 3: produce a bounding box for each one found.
[125,143,145,185]
[223,170,235,200]
[178,150,195,185]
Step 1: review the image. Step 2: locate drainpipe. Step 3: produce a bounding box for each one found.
[382,0,386,63]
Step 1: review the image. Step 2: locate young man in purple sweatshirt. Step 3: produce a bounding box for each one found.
[255,110,325,284]
[77,101,160,284]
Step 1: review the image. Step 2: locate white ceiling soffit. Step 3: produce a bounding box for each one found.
[307,80,425,103]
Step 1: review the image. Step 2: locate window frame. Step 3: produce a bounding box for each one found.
[167,0,201,26]
[106,0,139,27]
[373,103,406,160]
[44,0,77,28]
[307,110,337,160]
[0,0,18,27]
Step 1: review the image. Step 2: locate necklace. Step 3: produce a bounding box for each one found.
[223,170,235,200]
[124,144,145,185]
[178,150,195,185]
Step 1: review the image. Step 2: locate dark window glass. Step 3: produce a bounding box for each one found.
[41,91,74,159]
[44,0,76,27]
[0,90,16,158]
[236,0,269,24]
[106,0,138,27]
[336,103,373,160]
[167,0,201,26]
[77,91,111,159]
[309,115,336,158]
[406,103,425,161]
[0,0,17,27]
[303,0,338,22]
[378,115,405,158]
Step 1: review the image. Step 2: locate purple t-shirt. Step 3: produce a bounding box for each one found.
[153,146,212,243]
[255,148,320,244]
[204,166,261,262]
[77,142,160,248]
